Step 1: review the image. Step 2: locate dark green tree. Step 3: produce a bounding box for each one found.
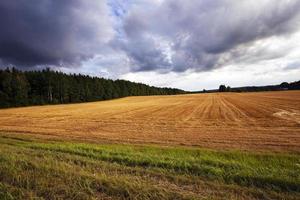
[219,85,226,92]
[226,86,231,92]
[10,68,29,106]
[0,68,185,108]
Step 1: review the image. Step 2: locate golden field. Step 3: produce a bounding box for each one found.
[1,91,300,199]
[0,91,299,152]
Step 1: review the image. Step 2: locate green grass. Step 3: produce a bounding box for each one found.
[0,133,299,199]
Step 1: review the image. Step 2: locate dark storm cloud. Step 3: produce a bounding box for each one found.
[119,0,300,72]
[115,35,171,72]
[0,0,113,68]
[1,0,300,74]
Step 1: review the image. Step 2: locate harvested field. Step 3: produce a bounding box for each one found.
[0,91,299,152]
[1,91,300,199]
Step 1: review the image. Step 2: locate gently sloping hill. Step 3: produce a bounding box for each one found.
[0,134,299,200]
[0,91,299,152]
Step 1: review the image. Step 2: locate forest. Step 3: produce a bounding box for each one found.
[0,68,185,108]
[218,81,300,93]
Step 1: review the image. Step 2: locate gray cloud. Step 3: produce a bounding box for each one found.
[1,0,300,76]
[115,36,171,72]
[285,61,300,70]
[0,0,113,68]
[119,0,300,72]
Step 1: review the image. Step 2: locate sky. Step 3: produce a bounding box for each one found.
[0,0,300,91]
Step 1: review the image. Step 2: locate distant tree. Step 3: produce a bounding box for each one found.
[10,68,29,106]
[280,82,289,89]
[288,81,300,90]
[0,69,12,107]
[219,85,226,92]
[226,86,231,92]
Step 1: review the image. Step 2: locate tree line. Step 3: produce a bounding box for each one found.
[218,81,300,93]
[0,68,185,108]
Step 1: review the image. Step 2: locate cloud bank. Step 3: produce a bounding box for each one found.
[0,0,300,90]
[119,0,300,72]
[0,0,113,67]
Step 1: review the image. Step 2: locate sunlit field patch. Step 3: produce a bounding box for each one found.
[0,91,299,152]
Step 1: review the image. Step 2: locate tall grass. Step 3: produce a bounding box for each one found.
[0,134,299,199]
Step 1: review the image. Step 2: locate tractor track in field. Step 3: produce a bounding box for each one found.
[0,91,299,152]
